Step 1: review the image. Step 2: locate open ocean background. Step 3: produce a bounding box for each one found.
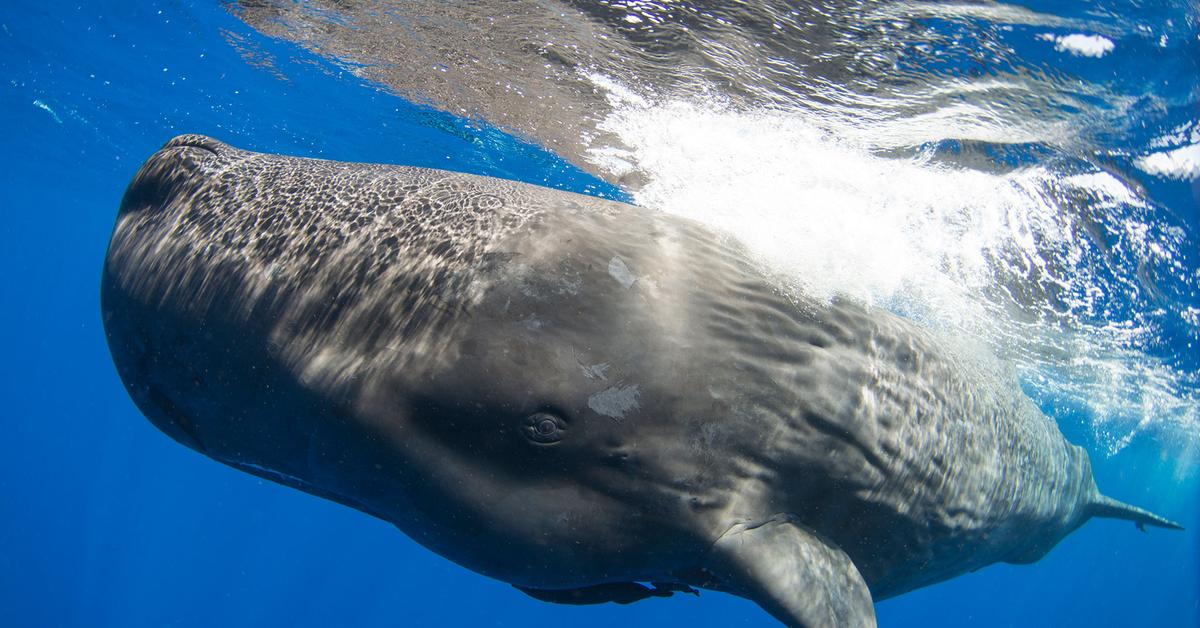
[1,2,1197,626]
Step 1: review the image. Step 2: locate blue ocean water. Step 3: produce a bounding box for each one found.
[1,2,1197,627]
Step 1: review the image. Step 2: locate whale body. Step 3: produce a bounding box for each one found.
[101,135,1179,627]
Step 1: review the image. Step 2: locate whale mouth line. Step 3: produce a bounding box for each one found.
[230,460,312,489]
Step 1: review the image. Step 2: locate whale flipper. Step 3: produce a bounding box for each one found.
[706,515,876,628]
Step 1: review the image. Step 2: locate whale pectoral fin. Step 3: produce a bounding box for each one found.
[705,515,876,628]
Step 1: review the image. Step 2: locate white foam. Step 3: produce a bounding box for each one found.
[1039,33,1115,57]
[587,95,1071,315]
[1136,143,1200,181]
[1147,120,1198,149]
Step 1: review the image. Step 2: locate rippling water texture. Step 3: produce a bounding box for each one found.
[1,1,1197,627]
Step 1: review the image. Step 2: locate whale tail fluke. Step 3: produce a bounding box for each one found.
[1088,494,1183,531]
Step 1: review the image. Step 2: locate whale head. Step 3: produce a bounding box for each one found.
[101,135,748,587]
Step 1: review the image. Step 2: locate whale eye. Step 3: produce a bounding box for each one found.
[524,412,565,445]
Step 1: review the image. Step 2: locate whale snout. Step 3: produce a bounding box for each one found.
[103,134,249,458]
[118,134,231,216]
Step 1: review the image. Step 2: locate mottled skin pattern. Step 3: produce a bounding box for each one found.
[103,136,1178,627]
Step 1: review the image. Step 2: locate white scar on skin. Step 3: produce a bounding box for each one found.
[608,256,637,289]
[588,383,641,419]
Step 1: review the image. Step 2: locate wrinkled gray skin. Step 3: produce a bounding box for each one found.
[103,136,1179,627]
